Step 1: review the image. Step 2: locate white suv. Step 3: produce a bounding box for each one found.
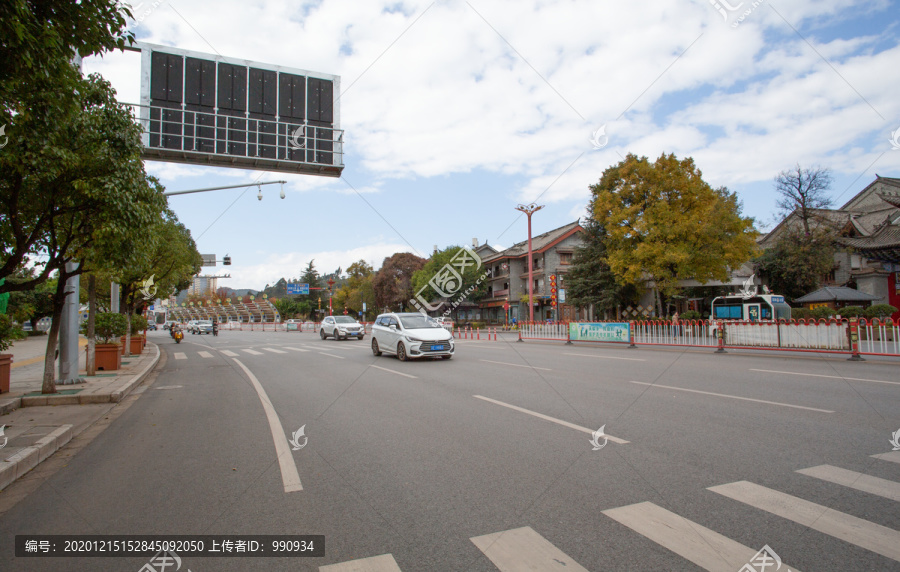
[320,315,365,340]
[371,312,454,361]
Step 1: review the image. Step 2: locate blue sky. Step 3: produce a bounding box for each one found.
[84,0,900,289]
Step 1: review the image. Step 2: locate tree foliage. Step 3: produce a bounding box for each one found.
[591,153,759,314]
[334,260,376,320]
[565,218,639,317]
[373,252,426,311]
[410,247,488,309]
[755,228,835,302]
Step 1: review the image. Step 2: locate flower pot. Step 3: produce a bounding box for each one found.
[121,336,143,355]
[0,354,12,393]
[95,344,122,371]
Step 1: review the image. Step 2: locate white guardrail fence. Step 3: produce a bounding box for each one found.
[517,319,900,357]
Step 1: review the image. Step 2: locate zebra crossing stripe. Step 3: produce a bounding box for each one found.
[602,501,803,571]
[796,464,900,502]
[243,349,263,355]
[219,350,239,357]
[174,353,187,360]
[872,451,900,464]
[319,553,401,571]
[709,480,900,562]
[197,351,214,358]
[262,347,287,354]
[284,347,310,352]
[470,526,589,572]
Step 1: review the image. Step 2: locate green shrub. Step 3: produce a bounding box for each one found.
[837,305,865,317]
[129,314,149,335]
[82,312,127,344]
[0,314,26,352]
[811,306,835,320]
[679,310,702,321]
[864,304,898,320]
[790,308,812,320]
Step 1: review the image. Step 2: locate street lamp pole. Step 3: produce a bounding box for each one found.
[327,278,335,316]
[515,203,544,323]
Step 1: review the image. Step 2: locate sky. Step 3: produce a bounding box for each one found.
[82,0,900,290]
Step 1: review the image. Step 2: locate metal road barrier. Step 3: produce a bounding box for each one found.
[516,318,900,358]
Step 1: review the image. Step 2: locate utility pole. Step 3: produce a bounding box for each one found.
[515,203,544,323]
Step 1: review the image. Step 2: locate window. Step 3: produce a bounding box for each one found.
[559,252,573,265]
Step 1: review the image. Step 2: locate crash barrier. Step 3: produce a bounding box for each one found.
[454,327,500,340]
[518,318,900,357]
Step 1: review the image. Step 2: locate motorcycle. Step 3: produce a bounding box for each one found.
[173,330,183,344]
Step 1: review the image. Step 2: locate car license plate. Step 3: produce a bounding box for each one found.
[431,344,443,351]
[349,332,358,336]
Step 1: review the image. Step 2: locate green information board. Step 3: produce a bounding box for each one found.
[568,322,630,342]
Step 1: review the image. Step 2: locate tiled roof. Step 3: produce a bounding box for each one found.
[483,221,582,262]
[794,286,881,303]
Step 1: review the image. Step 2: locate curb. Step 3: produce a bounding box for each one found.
[0,425,73,490]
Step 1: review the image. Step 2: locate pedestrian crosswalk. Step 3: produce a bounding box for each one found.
[317,455,900,570]
[167,346,363,361]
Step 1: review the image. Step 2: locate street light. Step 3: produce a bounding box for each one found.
[515,203,544,323]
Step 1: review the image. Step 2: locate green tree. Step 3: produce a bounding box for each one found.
[566,218,639,318]
[755,228,835,302]
[334,260,376,320]
[591,153,758,316]
[410,247,488,311]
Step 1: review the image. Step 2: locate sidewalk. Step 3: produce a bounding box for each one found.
[0,335,160,490]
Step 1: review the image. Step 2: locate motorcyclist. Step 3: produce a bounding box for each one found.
[212,318,218,337]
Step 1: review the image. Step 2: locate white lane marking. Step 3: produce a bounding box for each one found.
[750,368,900,386]
[219,350,239,357]
[602,501,803,572]
[872,451,900,464]
[155,385,183,390]
[284,347,310,352]
[174,352,187,360]
[243,349,264,355]
[318,352,344,359]
[319,553,401,572]
[470,526,589,572]
[479,359,551,371]
[262,347,287,354]
[197,351,214,358]
[564,352,644,362]
[473,395,629,444]
[368,364,417,379]
[709,480,900,562]
[797,465,900,502]
[629,381,835,413]
[232,359,302,493]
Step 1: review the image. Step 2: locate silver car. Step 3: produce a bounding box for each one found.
[193,320,214,334]
[320,315,365,340]
[371,312,454,361]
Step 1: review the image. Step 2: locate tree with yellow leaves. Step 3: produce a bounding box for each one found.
[590,153,758,316]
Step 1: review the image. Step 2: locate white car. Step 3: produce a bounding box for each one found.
[371,312,454,361]
[320,315,365,340]
[192,320,214,334]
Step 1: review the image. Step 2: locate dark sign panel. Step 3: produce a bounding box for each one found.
[139,42,342,177]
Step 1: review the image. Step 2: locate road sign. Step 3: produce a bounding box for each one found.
[559,289,566,303]
[362,302,367,312]
[287,283,309,295]
[201,254,217,267]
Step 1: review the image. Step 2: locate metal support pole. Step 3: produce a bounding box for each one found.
[110,283,120,313]
[58,262,82,384]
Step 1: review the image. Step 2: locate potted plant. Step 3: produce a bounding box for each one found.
[125,314,148,354]
[0,315,26,393]
[85,312,127,371]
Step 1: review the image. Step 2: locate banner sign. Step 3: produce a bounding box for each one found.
[569,322,630,343]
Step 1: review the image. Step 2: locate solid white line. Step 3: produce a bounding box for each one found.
[368,364,417,379]
[629,381,835,413]
[470,526,589,572]
[473,395,629,444]
[262,347,287,354]
[318,352,344,359]
[564,352,644,362]
[219,350,239,357]
[479,359,551,371]
[232,359,302,493]
[319,553,402,572]
[797,464,900,502]
[872,451,900,464]
[197,351,214,358]
[602,501,803,572]
[174,352,187,360]
[243,349,263,355]
[750,368,900,386]
[284,347,310,352]
[709,480,900,561]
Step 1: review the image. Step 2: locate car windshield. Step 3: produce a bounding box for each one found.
[399,315,441,329]
[198,321,212,325]
[334,317,356,324]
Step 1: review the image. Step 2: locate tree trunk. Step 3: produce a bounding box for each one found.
[41,273,71,394]
[123,302,132,357]
[86,274,96,376]
[655,286,663,318]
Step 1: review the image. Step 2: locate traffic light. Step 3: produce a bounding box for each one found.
[223,255,232,265]
[549,274,558,307]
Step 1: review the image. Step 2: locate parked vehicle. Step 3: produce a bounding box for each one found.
[371,312,454,361]
[320,316,365,340]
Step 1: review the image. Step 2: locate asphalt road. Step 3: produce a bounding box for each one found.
[1,328,898,571]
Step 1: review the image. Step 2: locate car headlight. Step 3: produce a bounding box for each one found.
[405,336,424,343]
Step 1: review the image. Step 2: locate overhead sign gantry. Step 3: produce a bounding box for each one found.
[135,42,343,177]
